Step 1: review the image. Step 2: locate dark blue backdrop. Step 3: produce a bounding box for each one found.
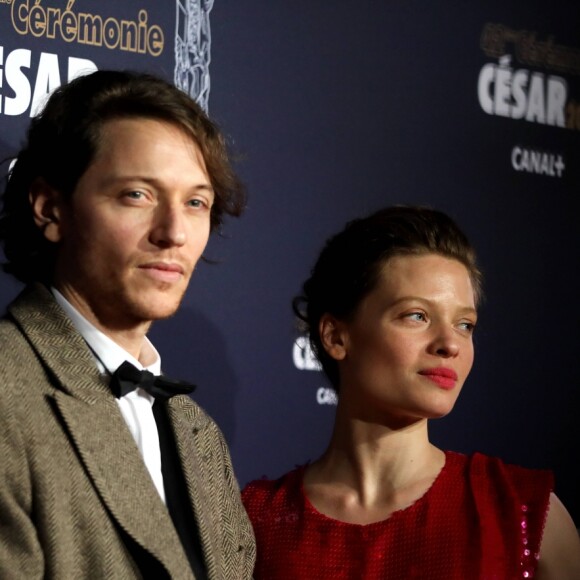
[1,0,579,526]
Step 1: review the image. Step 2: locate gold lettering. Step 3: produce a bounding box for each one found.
[148,25,164,57]
[46,7,59,39]
[103,17,120,50]
[120,20,137,52]
[77,13,103,46]
[8,3,165,57]
[565,101,580,131]
[11,0,30,35]
[138,9,147,53]
[29,3,46,37]
[482,22,580,77]
[60,9,77,43]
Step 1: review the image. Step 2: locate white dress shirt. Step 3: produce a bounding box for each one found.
[52,288,166,503]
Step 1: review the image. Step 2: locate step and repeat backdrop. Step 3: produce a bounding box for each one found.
[1,1,579,525]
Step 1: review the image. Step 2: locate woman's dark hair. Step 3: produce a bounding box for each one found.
[0,69,246,284]
[292,206,482,390]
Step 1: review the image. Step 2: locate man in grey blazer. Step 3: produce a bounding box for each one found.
[0,70,255,579]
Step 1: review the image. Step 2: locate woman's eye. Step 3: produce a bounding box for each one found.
[406,312,426,322]
[458,321,476,333]
[187,198,206,208]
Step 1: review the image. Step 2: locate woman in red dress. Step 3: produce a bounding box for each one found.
[243,206,580,579]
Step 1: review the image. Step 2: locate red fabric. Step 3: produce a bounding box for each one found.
[242,452,553,579]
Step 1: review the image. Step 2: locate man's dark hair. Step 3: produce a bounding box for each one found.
[292,205,483,390]
[0,69,246,284]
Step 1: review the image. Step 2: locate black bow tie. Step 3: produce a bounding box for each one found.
[110,361,196,401]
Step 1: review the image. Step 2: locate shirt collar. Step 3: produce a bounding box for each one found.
[51,287,161,376]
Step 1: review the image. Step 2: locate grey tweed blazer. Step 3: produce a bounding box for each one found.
[0,284,255,579]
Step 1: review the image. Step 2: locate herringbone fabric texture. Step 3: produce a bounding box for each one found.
[0,284,255,579]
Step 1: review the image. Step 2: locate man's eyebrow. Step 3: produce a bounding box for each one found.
[101,175,215,193]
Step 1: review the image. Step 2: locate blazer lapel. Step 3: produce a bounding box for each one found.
[9,286,192,577]
[168,398,220,579]
[54,392,190,573]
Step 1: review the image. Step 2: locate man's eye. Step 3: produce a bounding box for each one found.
[188,198,208,208]
[125,191,144,199]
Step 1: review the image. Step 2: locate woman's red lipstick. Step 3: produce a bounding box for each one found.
[418,367,458,390]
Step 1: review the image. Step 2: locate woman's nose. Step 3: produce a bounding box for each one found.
[428,327,460,358]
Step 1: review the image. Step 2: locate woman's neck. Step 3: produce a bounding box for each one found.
[304,401,445,524]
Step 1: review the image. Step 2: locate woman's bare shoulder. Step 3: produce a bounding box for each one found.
[536,493,580,580]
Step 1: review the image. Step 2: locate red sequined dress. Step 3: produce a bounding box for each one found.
[242,451,553,579]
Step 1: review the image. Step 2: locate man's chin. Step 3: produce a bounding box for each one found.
[135,300,184,322]
[97,288,187,328]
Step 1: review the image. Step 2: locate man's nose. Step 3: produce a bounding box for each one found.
[149,204,186,248]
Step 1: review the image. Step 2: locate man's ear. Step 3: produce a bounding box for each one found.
[29,179,64,243]
[319,313,348,361]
